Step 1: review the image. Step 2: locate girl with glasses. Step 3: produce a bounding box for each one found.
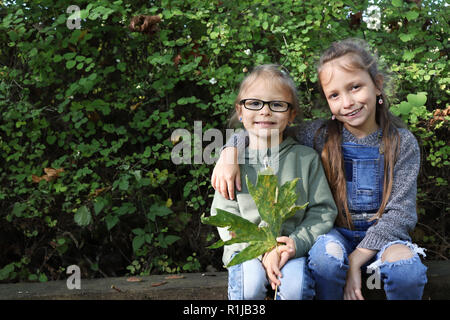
[209,64,338,299]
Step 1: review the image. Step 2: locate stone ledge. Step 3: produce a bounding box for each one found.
[0,272,228,300]
[0,261,448,300]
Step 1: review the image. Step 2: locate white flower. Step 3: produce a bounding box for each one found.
[365,5,381,31]
[244,49,251,55]
[209,78,217,85]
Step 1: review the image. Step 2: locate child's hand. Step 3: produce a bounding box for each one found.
[276,236,296,268]
[344,266,364,300]
[262,248,282,290]
[262,237,295,290]
[211,147,241,200]
[344,248,375,300]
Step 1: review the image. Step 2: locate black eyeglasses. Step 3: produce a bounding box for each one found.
[240,99,292,112]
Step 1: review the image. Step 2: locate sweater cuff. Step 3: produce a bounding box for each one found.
[221,131,248,152]
[290,235,307,258]
[357,232,390,251]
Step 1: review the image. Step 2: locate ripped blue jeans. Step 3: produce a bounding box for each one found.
[228,255,315,300]
[307,221,428,300]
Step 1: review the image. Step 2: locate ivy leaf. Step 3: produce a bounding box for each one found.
[403,51,415,61]
[93,196,108,215]
[398,101,413,115]
[404,11,419,21]
[74,205,92,227]
[407,92,427,107]
[105,214,119,231]
[399,33,414,42]
[132,235,145,252]
[147,203,173,222]
[53,55,63,62]
[202,167,308,267]
[392,0,403,7]
[66,60,76,69]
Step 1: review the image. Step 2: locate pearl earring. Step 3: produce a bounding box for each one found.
[331,115,336,120]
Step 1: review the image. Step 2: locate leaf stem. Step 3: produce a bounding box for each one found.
[274,243,281,300]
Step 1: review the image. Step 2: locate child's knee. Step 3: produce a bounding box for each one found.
[242,259,267,300]
[243,274,267,299]
[310,238,345,263]
[325,241,344,261]
[381,243,414,263]
[308,238,346,279]
[278,258,314,300]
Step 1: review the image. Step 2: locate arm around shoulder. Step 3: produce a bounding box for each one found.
[222,129,248,150]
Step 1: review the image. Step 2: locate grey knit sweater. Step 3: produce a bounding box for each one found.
[224,119,420,251]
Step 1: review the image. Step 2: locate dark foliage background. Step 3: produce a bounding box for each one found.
[0,0,448,282]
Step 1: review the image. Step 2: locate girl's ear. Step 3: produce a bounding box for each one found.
[374,74,384,95]
[289,108,297,123]
[235,103,242,117]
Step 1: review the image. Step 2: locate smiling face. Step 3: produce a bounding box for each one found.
[236,76,297,149]
[319,54,383,138]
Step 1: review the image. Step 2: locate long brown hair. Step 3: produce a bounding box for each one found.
[316,39,405,229]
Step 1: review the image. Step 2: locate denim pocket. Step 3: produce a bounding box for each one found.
[342,143,384,212]
[353,158,381,210]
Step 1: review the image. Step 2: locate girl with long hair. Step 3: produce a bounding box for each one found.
[211,39,427,300]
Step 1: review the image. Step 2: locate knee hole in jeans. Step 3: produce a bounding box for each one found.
[381,244,414,263]
[325,241,344,261]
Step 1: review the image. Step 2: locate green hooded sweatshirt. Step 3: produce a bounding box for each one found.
[210,137,338,267]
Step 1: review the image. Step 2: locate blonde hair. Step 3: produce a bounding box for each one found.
[316,38,405,229]
[228,64,302,128]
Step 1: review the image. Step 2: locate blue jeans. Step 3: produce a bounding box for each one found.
[228,255,315,300]
[307,222,428,300]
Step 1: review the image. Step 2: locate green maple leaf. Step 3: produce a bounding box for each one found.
[202,167,308,267]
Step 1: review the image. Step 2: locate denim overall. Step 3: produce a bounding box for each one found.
[308,141,427,300]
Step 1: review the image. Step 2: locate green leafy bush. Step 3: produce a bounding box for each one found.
[0,0,448,282]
